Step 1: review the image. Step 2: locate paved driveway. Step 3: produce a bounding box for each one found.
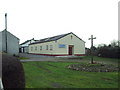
[19,53,55,58]
[19,53,83,62]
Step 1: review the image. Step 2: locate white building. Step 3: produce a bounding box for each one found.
[20,38,37,53]
[29,32,85,56]
[0,30,19,56]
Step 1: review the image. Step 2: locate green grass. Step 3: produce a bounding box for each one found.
[82,56,118,65]
[22,59,118,88]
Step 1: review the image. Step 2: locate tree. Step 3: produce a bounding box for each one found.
[96,40,120,58]
[111,40,118,47]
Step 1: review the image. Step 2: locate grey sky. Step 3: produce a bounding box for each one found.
[0,0,119,48]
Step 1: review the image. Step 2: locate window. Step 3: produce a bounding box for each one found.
[50,45,53,50]
[31,47,33,51]
[35,46,37,51]
[46,45,48,50]
[71,35,73,39]
[40,46,42,50]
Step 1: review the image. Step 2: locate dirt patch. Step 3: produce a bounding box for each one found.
[67,63,119,72]
[51,82,63,88]
[101,77,112,81]
[46,64,58,68]
[31,63,52,73]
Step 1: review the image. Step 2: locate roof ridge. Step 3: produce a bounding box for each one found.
[39,32,71,40]
[29,32,85,45]
[20,38,37,45]
[30,32,72,45]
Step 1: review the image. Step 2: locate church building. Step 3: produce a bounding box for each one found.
[29,32,85,56]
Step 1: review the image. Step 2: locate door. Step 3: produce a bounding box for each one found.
[22,47,25,53]
[68,45,74,55]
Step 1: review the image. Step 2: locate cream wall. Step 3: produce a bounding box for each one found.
[29,33,85,55]
[56,33,85,55]
[29,41,58,54]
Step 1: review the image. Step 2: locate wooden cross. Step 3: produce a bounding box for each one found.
[88,35,96,64]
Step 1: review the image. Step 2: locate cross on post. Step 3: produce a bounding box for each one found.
[88,35,96,64]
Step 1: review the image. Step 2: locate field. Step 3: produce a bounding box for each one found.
[22,56,119,88]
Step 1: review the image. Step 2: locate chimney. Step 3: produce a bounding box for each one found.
[5,13,8,53]
[5,13,7,30]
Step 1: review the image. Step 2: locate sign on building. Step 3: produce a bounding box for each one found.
[59,44,66,48]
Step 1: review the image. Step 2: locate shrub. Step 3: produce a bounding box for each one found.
[2,54,25,88]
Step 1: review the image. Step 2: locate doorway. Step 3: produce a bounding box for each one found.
[68,45,74,55]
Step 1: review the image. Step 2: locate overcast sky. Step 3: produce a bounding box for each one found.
[0,0,119,48]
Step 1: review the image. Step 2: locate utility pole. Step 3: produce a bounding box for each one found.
[88,35,96,64]
[5,13,7,53]
[118,40,120,47]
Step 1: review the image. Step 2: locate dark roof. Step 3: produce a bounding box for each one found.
[20,38,38,45]
[30,32,85,45]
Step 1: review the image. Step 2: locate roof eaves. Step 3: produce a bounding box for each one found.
[29,32,85,45]
[29,40,55,45]
[30,32,72,45]
[2,29,20,40]
[71,32,86,43]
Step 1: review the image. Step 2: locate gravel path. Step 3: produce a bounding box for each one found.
[19,53,54,58]
[19,53,83,62]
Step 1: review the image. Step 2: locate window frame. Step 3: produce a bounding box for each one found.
[35,46,37,51]
[40,46,42,50]
[46,45,48,50]
[31,47,33,51]
[50,45,53,50]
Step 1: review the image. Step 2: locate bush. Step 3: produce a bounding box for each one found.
[97,46,120,58]
[2,54,25,88]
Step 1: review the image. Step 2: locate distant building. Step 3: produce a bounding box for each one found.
[0,30,19,56]
[20,38,38,53]
[29,32,85,56]
[85,48,90,56]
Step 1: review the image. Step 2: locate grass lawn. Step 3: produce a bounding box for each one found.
[22,57,119,88]
[82,56,118,65]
